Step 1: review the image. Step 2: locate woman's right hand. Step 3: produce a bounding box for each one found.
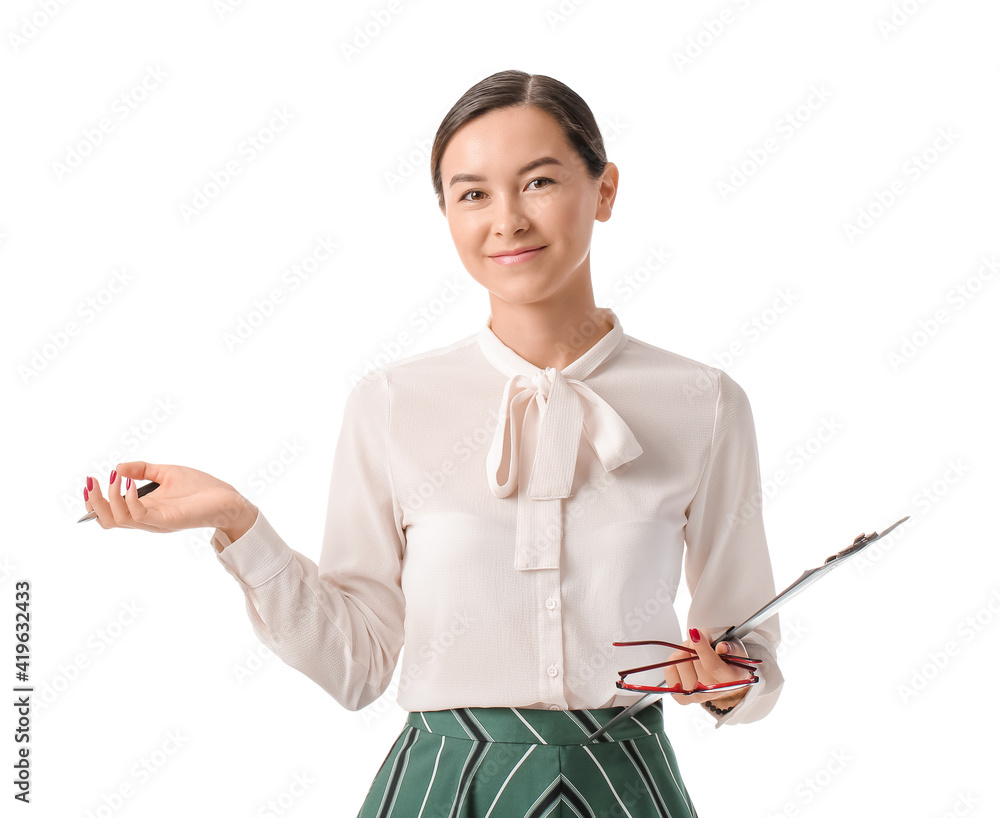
[82,460,257,537]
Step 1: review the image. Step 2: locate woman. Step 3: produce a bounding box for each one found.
[82,70,783,817]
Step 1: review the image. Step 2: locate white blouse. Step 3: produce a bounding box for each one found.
[211,309,784,728]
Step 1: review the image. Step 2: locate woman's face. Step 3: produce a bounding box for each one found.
[439,105,616,309]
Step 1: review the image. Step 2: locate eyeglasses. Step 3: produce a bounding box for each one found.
[612,639,762,695]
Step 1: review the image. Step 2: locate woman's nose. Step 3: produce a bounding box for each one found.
[493,197,530,236]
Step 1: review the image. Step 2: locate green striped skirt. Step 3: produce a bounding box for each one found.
[356,699,699,817]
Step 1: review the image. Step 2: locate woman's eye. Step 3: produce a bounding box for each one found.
[458,178,553,202]
[527,177,554,190]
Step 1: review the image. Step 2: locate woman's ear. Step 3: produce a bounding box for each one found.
[595,161,619,222]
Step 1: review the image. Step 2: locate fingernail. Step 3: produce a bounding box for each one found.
[87,476,94,492]
[689,628,701,643]
[125,477,131,491]
[110,469,117,485]
[84,487,89,501]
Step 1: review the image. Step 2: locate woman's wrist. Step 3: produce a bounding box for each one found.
[702,683,750,716]
[706,685,749,706]
[218,495,258,545]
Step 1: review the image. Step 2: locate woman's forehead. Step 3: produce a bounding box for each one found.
[441,108,578,176]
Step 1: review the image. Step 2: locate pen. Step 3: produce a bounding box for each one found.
[77,481,160,523]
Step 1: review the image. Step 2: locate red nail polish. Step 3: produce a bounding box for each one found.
[110,469,117,485]
[84,487,89,501]
[126,477,131,491]
[689,628,701,643]
[87,476,94,492]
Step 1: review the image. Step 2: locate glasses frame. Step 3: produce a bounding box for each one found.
[612,639,761,696]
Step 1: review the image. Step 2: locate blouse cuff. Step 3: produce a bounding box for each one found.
[211,508,294,590]
[704,629,783,728]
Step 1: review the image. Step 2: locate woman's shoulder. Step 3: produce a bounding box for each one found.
[620,333,746,403]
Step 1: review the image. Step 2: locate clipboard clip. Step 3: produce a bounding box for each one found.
[825,528,886,564]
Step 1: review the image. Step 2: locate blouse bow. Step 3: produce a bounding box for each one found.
[485,362,643,570]
[486,365,642,500]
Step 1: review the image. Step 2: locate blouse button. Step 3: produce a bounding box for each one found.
[548,705,560,711]
[545,598,557,610]
[547,665,559,678]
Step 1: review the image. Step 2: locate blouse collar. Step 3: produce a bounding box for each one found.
[476,308,629,381]
[475,309,643,571]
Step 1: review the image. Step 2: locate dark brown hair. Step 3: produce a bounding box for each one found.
[430,69,608,211]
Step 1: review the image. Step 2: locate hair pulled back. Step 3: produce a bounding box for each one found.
[430,70,607,210]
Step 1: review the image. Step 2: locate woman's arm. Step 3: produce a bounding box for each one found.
[681,368,784,727]
[211,369,406,712]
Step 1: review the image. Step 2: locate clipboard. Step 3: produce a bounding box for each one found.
[585,515,911,742]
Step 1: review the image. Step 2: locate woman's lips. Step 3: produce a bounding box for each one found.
[490,246,545,265]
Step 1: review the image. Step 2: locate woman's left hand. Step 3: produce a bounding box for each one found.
[665,627,754,708]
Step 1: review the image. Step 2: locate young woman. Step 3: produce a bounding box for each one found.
[82,70,783,817]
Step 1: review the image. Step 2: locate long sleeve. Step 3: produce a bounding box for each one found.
[683,369,783,727]
[210,368,406,711]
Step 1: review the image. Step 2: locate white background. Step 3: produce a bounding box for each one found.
[3,0,998,816]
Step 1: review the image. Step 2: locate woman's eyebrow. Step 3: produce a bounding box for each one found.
[449,156,564,187]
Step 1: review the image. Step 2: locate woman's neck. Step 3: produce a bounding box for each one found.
[487,302,614,371]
